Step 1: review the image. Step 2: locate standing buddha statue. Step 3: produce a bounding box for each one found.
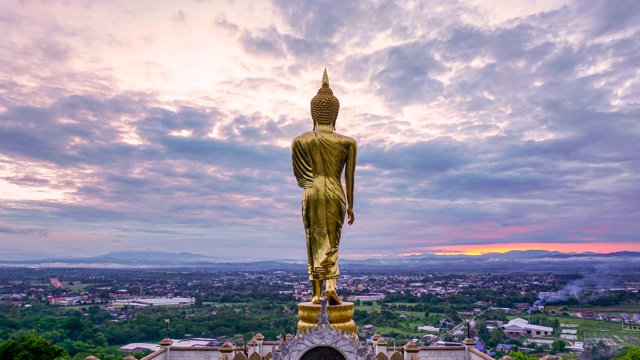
[291,69,357,305]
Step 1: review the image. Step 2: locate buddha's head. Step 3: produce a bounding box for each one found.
[310,69,340,130]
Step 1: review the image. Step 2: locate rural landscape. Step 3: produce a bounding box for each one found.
[1,253,640,359]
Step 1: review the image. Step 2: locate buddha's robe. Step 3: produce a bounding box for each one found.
[292,131,349,281]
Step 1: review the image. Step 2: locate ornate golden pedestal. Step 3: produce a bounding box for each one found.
[297,301,356,334]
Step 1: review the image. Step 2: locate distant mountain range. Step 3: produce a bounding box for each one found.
[1,250,639,272]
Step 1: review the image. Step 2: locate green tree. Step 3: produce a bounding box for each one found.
[490,327,506,343]
[618,346,640,360]
[71,346,133,360]
[0,335,67,360]
[194,294,204,308]
[551,339,567,354]
[509,350,537,360]
[476,320,490,342]
[93,332,108,348]
[58,339,93,356]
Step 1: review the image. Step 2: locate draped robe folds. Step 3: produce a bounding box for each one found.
[292,132,348,281]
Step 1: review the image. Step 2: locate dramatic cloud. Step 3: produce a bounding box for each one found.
[1,0,639,260]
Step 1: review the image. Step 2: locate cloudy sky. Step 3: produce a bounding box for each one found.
[1,0,639,261]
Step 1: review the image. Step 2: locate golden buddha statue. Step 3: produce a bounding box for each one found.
[292,69,357,306]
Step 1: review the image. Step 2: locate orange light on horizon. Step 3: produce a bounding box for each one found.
[434,251,486,256]
[422,242,640,256]
[398,252,423,257]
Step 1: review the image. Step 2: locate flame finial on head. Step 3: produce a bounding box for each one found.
[311,68,340,128]
[322,68,329,88]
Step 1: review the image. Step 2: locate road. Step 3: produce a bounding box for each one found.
[431,307,490,345]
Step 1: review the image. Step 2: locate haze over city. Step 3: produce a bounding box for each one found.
[1,0,639,261]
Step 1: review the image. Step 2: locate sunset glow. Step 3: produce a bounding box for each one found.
[425,242,640,256]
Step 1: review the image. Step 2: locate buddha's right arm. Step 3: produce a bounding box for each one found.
[345,140,357,224]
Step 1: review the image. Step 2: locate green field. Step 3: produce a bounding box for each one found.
[511,315,640,349]
[354,303,382,312]
[354,302,448,341]
[67,282,90,293]
[203,302,249,306]
[569,305,640,313]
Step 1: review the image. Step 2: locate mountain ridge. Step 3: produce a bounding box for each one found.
[1,250,639,272]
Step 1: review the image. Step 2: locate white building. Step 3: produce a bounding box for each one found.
[417,325,440,333]
[354,293,385,301]
[120,343,160,353]
[503,318,553,338]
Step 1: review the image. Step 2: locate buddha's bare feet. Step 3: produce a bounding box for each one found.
[326,290,341,305]
[325,278,341,305]
[311,280,322,304]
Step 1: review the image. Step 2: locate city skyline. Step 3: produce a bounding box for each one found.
[1,0,639,260]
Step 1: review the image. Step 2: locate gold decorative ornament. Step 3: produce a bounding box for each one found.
[297,301,356,334]
[297,301,354,323]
